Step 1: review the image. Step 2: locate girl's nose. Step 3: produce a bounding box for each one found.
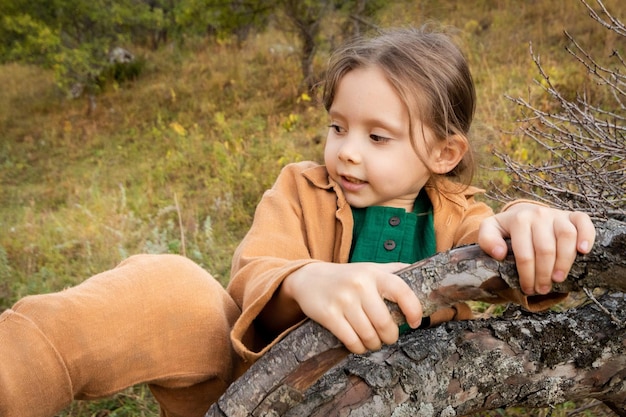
[337,136,362,164]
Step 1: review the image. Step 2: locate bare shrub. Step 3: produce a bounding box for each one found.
[490,0,625,221]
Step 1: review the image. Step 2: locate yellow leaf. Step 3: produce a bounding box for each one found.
[520,147,528,162]
[170,122,187,136]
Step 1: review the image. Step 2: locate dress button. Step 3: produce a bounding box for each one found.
[389,216,401,226]
[384,239,396,251]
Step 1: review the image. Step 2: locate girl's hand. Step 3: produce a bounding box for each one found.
[282,262,422,354]
[478,203,596,295]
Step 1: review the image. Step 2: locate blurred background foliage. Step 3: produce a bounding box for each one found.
[0,0,623,415]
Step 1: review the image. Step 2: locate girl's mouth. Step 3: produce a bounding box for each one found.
[340,175,367,192]
[342,175,365,184]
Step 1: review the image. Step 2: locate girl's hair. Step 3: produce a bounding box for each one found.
[322,26,476,187]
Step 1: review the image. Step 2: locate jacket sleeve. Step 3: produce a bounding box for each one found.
[452,192,494,247]
[430,183,495,251]
[226,163,337,363]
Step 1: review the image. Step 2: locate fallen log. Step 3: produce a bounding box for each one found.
[207,218,626,417]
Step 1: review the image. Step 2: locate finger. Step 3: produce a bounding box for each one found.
[528,215,558,294]
[570,211,596,253]
[344,306,383,352]
[506,212,537,295]
[325,316,368,354]
[378,274,423,330]
[551,215,579,283]
[361,292,398,346]
[478,217,509,260]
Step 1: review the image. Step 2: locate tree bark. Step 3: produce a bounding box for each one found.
[207,219,626,417]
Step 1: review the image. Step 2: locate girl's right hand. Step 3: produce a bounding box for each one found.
[282,262,423,354]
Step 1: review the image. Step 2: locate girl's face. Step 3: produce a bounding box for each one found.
[324,66,435,212]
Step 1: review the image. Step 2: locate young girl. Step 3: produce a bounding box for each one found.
[0,27,595,417]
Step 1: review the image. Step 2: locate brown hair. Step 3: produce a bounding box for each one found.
[322,26,476,187]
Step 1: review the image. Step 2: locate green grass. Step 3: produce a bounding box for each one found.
[0,1,622,415]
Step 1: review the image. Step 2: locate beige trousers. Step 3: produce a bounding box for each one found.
[0,254,243,417]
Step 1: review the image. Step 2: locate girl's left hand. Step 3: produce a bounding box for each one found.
[477,203,596,295]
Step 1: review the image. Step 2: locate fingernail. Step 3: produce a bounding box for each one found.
[492,246,506,259]
[538,285,551,295]
[552,270,565,282]
[579,240,589,253]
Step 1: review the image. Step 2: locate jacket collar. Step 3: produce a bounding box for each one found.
[302,164,334,190]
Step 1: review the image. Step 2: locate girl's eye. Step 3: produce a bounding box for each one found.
[370,134,390,143]
[328,124,344,134]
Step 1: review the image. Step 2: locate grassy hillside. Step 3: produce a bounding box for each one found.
[0,0,622,415]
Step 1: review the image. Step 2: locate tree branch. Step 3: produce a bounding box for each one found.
[206,219,626,416]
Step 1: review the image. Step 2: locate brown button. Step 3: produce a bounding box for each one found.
[384,239,396,251]
[389,216,401,226]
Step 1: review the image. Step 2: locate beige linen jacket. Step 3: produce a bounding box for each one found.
[226,161,495,365]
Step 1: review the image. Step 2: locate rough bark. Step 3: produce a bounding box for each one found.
[207,219,626,417]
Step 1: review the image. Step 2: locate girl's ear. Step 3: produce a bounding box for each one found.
[430,134,468,175]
